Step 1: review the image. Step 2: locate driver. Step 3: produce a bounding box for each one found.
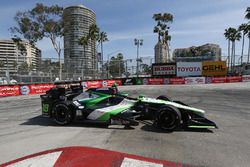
[111,83,118,95]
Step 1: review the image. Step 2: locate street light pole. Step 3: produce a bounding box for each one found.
[134,39,143,78]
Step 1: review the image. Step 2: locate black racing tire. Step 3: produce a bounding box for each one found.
[173,100,189,106]
[53,102,73,125]
[156,105,181,131]
[156,95,172,101]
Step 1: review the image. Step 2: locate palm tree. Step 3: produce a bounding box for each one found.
[78,35,90,78]
[97,31,108,75]
[247,30,250,63]
[88,24,100,78]
[238,24,248,65]
[228,28,241,72]
[224,28,231,69]
[245,7,250,20]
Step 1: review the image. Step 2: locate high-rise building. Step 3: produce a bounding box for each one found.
[0,39,41,75]
[154,42,171,63]
[63,5,97,79]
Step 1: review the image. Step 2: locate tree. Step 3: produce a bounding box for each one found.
[108,53,125,77]
[224,28,231,68]
[245,7,250,20]
[227,28,241,72]
[11,3,64,79]
[78,35,90,78]
[153,12,173,59]
[18,62,29,74]
[153,13,173,43]
[141,64,151,74]
[238,24,248,65]
[97,31,108,74]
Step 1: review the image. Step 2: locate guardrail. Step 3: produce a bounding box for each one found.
[0,76,250,97]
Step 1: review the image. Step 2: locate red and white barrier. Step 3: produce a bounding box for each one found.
[1,147,183,167]
[0,76,248,97]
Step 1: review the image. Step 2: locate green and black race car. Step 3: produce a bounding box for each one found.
[40,85,217,131]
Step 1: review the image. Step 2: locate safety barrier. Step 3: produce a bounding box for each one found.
[0,76,249,97]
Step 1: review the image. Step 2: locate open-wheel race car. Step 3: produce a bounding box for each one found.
[40,84,217,131]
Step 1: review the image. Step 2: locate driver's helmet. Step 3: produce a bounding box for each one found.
[111,83,118,95]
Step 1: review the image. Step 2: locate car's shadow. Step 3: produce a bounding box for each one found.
[20,115,135,130]
[140,124,214,133]
[21,116,213,133]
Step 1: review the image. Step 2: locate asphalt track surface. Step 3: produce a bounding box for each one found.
[0,83,250,167]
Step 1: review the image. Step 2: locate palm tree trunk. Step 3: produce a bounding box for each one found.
[231,41,234,73]
[101,41,104,77]
[248,37,250,64]
[228,39,230,71]
[233,41,236,73]
[241,34,245,65]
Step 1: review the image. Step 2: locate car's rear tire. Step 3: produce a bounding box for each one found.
[157,95,172,101]
[156,106,181,131]
[53,102,73,125]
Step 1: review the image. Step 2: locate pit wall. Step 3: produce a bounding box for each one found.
[0,76,250,97]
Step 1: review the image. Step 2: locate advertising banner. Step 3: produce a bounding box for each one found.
[226,76,242,83]
[29,84,55,94]
[122,78,134,85]
[202,61,227,76]
[169,78,185,84]
[142,78,164,85]
[177,62,202,77]
[206,76,227,84]
[106,80,122,87]
[185,77,205,84]
[152,63,176,76]
[86,80,122,89]
[242,75,250,82]
[0,85,20,97]
[86,81,102,89]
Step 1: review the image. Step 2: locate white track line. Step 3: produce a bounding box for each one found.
[120,157,163,167]
[7,151,62,167]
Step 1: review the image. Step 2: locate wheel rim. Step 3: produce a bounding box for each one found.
[159,112,177,130]
[55,106,68,123]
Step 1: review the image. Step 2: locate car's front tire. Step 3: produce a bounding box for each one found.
[53,102,73,125]
[156,106,181,131]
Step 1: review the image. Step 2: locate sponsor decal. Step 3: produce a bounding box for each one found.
[177,62,202,77]
[163,78,170,84]
[123,78,133,85]
[102,80,108,87]
[202,61,227,76]
[29,84,55,94]
[152,63,176,76]
[20,85,30,95]
[242,75,250,82]
[208,76,227,83]
[226,76,242,83]
[185,77,205,84]
[0,86,20,97]
[143,78,148,85]
[169,78,185,84]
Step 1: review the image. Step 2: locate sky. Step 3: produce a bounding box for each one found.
[0,0,249,62]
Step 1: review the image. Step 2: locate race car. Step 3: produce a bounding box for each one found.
[40,85,217,131]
